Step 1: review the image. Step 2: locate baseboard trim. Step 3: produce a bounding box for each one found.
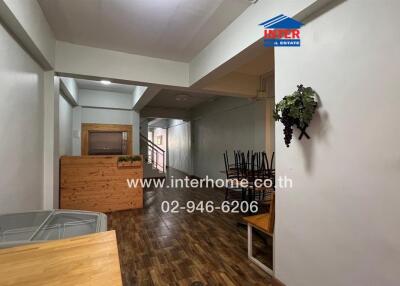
[272,276,286,286]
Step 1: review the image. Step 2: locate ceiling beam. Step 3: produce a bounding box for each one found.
[59,77,78,106]
[148,118,165,126]
[148,118,170,129]
[132,86,162,111]
[141,107,190,120]
[55,41,189,88]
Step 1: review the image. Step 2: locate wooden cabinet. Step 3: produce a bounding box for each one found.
[81,123,132,156]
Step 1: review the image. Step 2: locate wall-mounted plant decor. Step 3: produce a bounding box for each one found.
[274,84,318,147]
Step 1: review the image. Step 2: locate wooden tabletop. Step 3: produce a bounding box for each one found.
[0,231,122,286]
[243,214,272,236]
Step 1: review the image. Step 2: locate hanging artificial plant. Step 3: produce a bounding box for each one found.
[274,84,318,147]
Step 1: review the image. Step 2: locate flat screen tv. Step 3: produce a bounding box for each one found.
[88,131,128,155]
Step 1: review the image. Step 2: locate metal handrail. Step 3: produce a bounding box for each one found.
[140,134,165,153]
[140,134,165,173]
[145,146,165,172]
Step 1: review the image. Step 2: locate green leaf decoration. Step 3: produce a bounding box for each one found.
[274,84,318,147]
[118,155,142,162]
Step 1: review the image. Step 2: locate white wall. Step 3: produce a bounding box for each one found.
[59,95,73,156]
[79,89,133,109]
[274,1,400,285]
[0,0,55,69]
[168,120,192,174]
[81,108,133,125]
[192,97,267,179]
[0,22,44,213]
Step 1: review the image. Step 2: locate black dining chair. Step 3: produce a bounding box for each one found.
[247,152,269,202]
[223,151,247,201]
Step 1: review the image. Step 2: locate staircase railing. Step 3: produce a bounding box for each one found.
[140,134,165,173]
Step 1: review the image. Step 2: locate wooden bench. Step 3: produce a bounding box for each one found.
[243,193,275,274]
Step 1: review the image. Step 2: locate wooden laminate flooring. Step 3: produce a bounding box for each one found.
[108,169,272,286]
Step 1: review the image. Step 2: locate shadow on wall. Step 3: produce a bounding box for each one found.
[295,92,331,173]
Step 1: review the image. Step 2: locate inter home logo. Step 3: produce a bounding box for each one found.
[259,14,304,47]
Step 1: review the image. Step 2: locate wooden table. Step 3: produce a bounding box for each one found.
[243,214,273,275]
[0,231,122,286]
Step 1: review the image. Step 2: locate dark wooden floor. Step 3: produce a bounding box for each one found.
[108,169,272,286]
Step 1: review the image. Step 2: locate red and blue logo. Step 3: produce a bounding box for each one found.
[259,14,304,47]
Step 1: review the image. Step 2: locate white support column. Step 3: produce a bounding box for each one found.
[132,110,140,155]
[265,74,275,157]
[265,97,275,157]
[72,106,82,156]
[165,127,169,169]
[43,72,59,209]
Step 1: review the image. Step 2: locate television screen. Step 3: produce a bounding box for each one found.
[88,132,127,155]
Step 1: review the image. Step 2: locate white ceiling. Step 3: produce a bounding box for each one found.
[147,89,218,109]
[75,78,135,94]
[38,0,250,62]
